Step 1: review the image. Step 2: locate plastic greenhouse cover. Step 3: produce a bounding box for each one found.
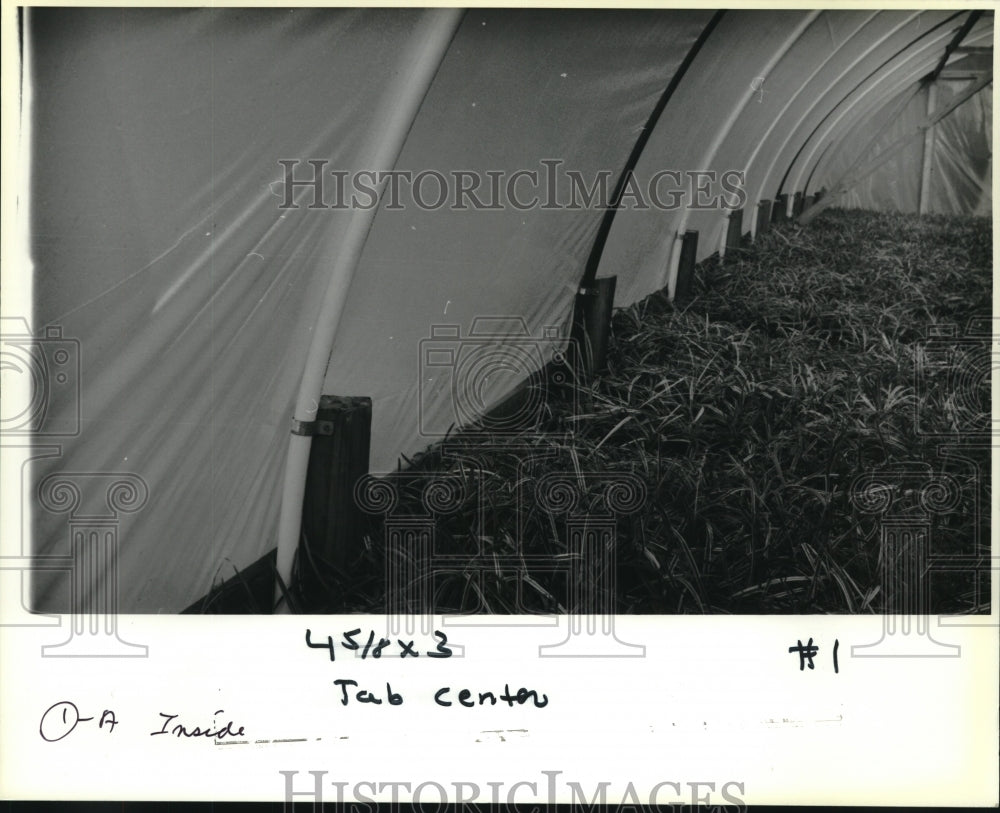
[26,8,709,611]
[27,7,454,612]
[19,8,992,613]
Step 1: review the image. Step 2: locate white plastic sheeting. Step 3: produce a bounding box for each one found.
[25,8,710,611]
[321,9,712,472]
[933,81,992,215]
[597,9,981,302]
[822,78,993,214]
[19,8,993,611]
[27,8,451,611]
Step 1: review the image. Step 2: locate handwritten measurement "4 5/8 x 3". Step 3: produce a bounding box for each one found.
[304,628,453,661]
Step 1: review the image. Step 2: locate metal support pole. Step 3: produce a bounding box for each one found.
[755,200,772,237]
[569,276,617,379]
[724,208,743,257]
[772,194,789,224]
[674,230,699,302]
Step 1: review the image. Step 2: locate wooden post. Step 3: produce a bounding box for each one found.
[791,191,804,217]
[772,194,788,224]
[918,82,938,215]
[570,276,617,378]
[300,395,372,598]
[674,230,699,302]
[725,208,743,256]
[755,199,772,237]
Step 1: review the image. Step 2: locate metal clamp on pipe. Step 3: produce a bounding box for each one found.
[290,419,317,437]
[290,419,336,437]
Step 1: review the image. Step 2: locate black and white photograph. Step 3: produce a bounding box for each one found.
[1,4,996,807]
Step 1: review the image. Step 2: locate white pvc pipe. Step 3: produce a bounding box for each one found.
[790,42,945,203]
[744,10,906,225]
[665,11,820,295]
[788,20,994,204]
[919,82,938,215]
[274,8,464,611]
[917,82,937,215]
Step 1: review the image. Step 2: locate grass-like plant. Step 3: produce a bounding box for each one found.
[282,209,993,616]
